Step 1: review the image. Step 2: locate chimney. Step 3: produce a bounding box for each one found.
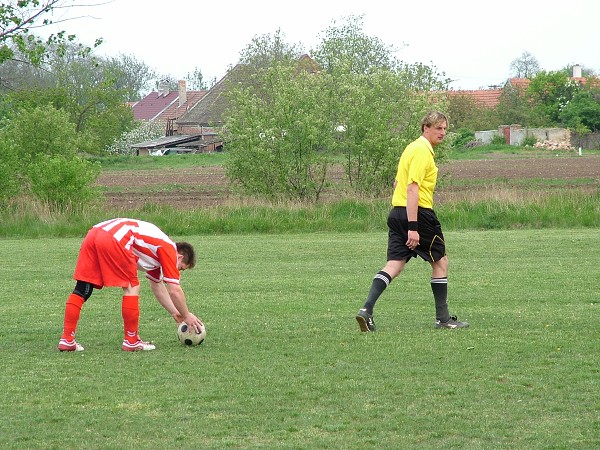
[157,80,169,97]
[573,64,582,78]
[178,80,187,107]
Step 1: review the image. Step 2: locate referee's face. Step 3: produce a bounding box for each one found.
[424,121,447,147]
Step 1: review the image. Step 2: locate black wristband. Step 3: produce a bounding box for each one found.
[408,221,418,231]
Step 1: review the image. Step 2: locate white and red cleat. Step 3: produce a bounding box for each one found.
[58,339,85,352]
[122,339,156,352]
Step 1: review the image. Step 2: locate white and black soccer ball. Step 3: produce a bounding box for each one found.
[177,322,206,346]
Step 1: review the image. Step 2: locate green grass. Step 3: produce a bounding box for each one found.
[88,152,227,170]
[449,143,600,160]
[1,191,599,239]
[1,230,598,449]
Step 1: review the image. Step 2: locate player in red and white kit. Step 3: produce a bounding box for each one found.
[58,218,203,352]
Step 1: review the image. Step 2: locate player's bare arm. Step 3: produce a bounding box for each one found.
[150,281,183,322]
[165,283,203,332]
[406,182,420,250]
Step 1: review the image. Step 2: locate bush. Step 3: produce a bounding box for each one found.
[0,105,101,211]
[0,140,22,203]
[452,128,477,148]
[26,155,101,211]
[522,134,538,146]
[490,134,507,145]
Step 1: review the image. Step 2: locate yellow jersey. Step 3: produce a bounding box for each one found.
[391,136,438,208]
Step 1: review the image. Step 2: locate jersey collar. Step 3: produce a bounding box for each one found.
[418,135,435,156]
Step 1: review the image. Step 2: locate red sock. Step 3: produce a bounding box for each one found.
[122,295,140,344]
[61,293,85,341]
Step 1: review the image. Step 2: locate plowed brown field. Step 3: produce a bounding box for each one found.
[97,155,600,209]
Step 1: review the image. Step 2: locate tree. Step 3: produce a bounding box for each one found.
[313,16,450,194]
[185,66,209,90]
[0,0,101,66]
[238,28,304,71]
[224,19,451,201]
[494,86,532,127]
[1,41,137,153]
[559,90,600,132]
[105,53,157,101]
[510,51,540,78]
[526,70,579,126]
[312,15,396,75]
[0,105,100,210]
[446,93,495,131]
[224,62,332,202]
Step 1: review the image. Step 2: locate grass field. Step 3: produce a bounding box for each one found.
[1,229,598,449]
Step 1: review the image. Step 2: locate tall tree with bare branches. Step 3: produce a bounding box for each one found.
[510,51,540,78]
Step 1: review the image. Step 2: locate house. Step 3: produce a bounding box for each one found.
[131,80,208,133]
[176,54,320,141]
[446,88,504,108]
[130,134,211,156]
[450,64,597,109]
[175,66,243,133]
[128,80,218,154]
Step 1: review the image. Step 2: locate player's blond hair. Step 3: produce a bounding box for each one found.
[421,111,448,132]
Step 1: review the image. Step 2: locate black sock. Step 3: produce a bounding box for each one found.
[362,271,392,315]
[431,277,450,322]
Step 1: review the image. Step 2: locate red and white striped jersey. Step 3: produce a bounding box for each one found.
[94,218,180,284]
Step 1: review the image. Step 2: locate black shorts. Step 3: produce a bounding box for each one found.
[387,206,446,262]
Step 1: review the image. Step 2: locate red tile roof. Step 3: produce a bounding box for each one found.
[132,90,207,122]
[507,78,530,90]
[132,91,178,121]
[507,76,600,90]
[447,89,503,108]
[158,90,208,121]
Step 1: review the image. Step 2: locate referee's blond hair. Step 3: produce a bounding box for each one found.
[421,111,448,132]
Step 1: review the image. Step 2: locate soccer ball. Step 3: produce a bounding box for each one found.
[177,322,206,346]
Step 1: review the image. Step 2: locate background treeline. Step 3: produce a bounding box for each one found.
[1,3,599,213]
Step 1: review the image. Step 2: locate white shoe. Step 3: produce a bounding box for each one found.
[122,339,156,352]
[58,339,85,352]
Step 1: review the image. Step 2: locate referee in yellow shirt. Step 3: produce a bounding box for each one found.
[356,111,469,331]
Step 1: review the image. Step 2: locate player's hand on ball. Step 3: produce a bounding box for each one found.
[172,313,184,324]
[183,312,203,333]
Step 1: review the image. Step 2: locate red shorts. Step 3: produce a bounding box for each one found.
[73,227,140,288]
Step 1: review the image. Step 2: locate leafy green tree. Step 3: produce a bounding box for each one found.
[559,90,600,131]
[313,16,450,194]
[494,85,532,127]
[0,105,100,210]
[238,28,304,71]
[224,18,450,201]
[526,70,579,126]
[224,63,331,202]
[105,53,157,101]
[1,42,137,153]
[27,154,100,209]
[447,93,496,131]
[312,15,396,75]
[0,0,101,66]
[8,104,79,161]
[49,46,136,151]
[329,68,442,194]
[225,30,329,201]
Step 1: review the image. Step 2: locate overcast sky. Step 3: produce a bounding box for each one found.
[46,0,599,90]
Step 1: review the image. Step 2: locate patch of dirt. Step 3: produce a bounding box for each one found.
[96,155,600,209]
[439,155,600,180]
